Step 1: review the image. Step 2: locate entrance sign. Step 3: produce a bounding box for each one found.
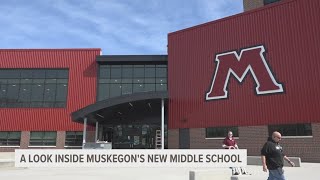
[15,149,247,168]
[206,45,283,100]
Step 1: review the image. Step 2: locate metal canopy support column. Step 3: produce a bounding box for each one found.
[161,98,165,149]
[82,117,87,149]
[95,121,99,141]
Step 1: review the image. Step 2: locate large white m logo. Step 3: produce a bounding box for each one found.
[206,45,284,101]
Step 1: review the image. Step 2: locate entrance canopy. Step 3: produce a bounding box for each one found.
[71,91,168,125]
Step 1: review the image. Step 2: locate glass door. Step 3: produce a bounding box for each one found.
[112,124,157,149]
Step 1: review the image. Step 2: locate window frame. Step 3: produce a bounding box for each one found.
[0,131,21,146]
[97,64,167,101]
[205,126,239,139]
[268,123,312,137]
[65,131,83,147]
[0,69,69,108]
[29,131,57,147]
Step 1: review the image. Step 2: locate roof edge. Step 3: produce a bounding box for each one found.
[71,91,168,122]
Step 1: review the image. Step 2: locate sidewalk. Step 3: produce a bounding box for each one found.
[0,163,319,180]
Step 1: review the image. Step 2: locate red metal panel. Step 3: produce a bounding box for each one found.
[0,49,101,131]
[168,0,320,129]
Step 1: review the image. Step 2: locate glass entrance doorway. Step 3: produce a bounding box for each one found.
[103,124,159,149]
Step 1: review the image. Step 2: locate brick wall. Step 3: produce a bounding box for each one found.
[20,131,30,149]
[168,129,179,149]
[237,126,269,155]
[188,123,320,162]
[190,128,224,149]
[278,123,320,162]
[243,0,264,11]
[56,131,66,149]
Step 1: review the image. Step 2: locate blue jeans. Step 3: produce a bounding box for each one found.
[268,168,285,180]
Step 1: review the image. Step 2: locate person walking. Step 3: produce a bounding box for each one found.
[261,131,295,180]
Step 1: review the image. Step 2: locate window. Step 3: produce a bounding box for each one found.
[29,131,57,146]
[65,131,83,147]
[268,123,312,136]
[264,0,281,5]
[98,64,167,101]
[206,126,239,138]
[0,131,21,146]
[0,69,69,108]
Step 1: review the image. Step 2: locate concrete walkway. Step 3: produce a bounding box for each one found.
[0,163,319,180]
[0,152,319,180]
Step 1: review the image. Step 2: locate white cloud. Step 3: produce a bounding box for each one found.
[0,0,243,54]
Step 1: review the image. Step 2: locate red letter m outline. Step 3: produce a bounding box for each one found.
[206,45,283,100]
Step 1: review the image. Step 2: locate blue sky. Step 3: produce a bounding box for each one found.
[0,0,243,55]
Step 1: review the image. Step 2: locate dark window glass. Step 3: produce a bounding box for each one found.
[7,84,19,102]
[7,79,19,84]
[30,102,43,107]
[133,84,144,93]
[0,131,21,146]
[43,102,55,108]
[32,70,46,78]
[110,84,121,97]
[45,79,57,84]
[156,83,167,91]
[0,70,20,78]
[133,78,144,84]
[133,66,144,78]
[33,79,45,83]
[56,70,69,78]
[44,84,56,102]
[206,127,239,138]
[31,84,44,101]
[145,67,155,78]
[18,84,31,102]
[121,78,132,83]
[121,84,132,95]
[268,124,312,136]
[21,70,33,78]
[0,69,68,108]
[98,64,167,101]
[98,84,109,101]
[99,68,110,79]
[46,70,58,78]
[56,84,68,101]
[145,84,155,92]
[30,131,57,146]
[145,78,155,83]
[109,78,120,84]
[122,67,133,78]
[0,84,7,102]
[156,78,167,83]
[65,131,83,147]
[20,78,32,84]
[57,79,68,83]
[264,0,280,5]
[111,68,121,78]
[156,67,167,77]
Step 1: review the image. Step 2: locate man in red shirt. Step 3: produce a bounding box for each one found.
[222,131,238,149]
[222,130,249,175]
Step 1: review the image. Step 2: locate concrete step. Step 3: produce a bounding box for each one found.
[0,160,14,168]
[0,152,15,168]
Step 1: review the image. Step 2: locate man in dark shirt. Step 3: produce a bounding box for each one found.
[261,131,295,180]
